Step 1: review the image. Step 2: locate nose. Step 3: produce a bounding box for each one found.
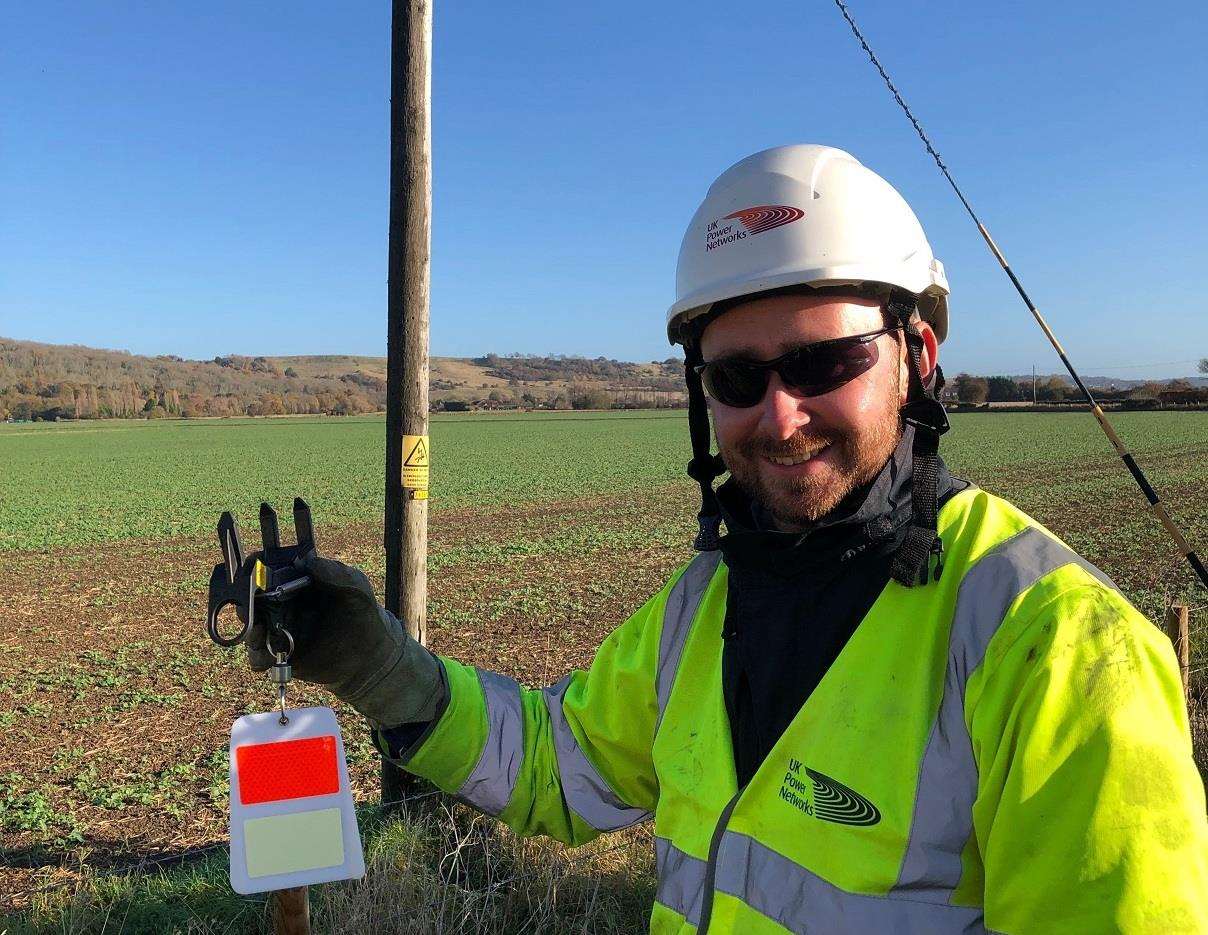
[757,373,813,441]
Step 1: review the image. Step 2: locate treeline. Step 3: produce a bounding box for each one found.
[436,385,685,412]
[949,373,1208,406]
[0,339,384,421]
[472,353,683,391]
[0,339,693,422]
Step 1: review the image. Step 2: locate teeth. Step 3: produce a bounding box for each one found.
[769,450,820,466]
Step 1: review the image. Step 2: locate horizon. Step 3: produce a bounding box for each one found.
[2,2,1206,380]
[5,332,1205,386]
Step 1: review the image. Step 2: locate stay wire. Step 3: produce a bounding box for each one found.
[832,0,1208,591]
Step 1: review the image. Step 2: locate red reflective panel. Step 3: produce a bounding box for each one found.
[236,735,340,805]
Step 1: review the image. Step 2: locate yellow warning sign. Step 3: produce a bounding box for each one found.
[402,434,429,499]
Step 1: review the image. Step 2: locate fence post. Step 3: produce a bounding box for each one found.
[1164,602,1190,701]
[271,886,310,935]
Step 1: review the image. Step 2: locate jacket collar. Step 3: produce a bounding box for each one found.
[716,427,953,573]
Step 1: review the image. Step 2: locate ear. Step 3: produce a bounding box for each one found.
[898,320,939,403]
[916,320,939,384]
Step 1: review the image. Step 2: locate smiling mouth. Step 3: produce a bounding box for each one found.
[765,444,829,467]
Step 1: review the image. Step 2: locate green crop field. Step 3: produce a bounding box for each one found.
[0,412,696,552]
[3,411,1207,612]
[4,410,1208,562]
[2,409,1206,930]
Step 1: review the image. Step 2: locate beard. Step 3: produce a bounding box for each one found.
[719,398,902,530]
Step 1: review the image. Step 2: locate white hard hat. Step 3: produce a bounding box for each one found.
[667,144,949,344]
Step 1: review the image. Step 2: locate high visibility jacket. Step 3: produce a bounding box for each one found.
[393,488,1208,933]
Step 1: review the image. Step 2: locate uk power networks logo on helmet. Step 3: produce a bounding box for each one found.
[705,204,805,252]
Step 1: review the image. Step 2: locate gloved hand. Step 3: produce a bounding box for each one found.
[246,552,447,729]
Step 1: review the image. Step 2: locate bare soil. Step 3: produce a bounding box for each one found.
[0,489,694,909]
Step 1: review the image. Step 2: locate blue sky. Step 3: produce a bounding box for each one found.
[2,1,1205,378]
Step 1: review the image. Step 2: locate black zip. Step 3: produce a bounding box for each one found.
[695,790,743,935]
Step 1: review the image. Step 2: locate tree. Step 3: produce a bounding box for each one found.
[952,373,989,405]
[1129,381,1163,400]
[1199,358,1207,375]
[571,387,613,410]
[986,376,1024,402]
[1035,377,1069,402]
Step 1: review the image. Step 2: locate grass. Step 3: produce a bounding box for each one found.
[2,801,655,935]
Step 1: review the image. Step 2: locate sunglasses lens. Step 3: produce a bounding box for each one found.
[700,361,768,407]
[699,332,885,407]
[779,341,878,396]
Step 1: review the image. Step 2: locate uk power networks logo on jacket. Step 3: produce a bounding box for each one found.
[779,758,882,827]
[704,204,805,251]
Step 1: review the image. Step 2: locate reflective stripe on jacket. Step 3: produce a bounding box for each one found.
[393,488,1208,933]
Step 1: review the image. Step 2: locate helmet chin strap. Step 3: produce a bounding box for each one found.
[684,341,726,551]
[887,291,950,585]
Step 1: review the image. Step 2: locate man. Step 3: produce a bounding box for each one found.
[244,146,1207,932]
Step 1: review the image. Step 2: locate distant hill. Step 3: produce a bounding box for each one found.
[0,338,686,421]
[1006,373,1208,390]
[5,336,1200,422]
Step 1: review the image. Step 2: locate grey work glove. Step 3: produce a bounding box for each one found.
[246,553,447,729]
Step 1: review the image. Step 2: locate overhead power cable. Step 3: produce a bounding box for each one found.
[832,0,1208,591]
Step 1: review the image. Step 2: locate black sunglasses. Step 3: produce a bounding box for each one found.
[695,326,901,408]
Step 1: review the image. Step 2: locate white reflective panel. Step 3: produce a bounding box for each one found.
[229,706,365,895]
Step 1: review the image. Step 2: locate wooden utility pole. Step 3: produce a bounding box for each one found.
[383,0,433,807]
[1164,603,1191,701]
[270,886,310,935]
